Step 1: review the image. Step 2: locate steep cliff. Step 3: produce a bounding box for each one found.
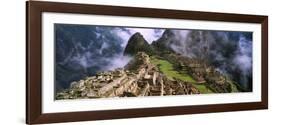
[123,32,155,56]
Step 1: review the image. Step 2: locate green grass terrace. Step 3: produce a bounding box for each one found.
[150,56,214,94]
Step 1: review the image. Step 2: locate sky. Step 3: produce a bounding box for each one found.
[115,27,164,47]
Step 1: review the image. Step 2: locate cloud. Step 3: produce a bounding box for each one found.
[104,27,164,71]
[166,30,253,90]
[104,54,132,71]
[114,28,133,47]
[232,35,252,73]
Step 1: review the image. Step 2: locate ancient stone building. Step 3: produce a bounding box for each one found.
[56,52,201,100]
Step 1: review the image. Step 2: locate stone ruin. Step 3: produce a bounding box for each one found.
[56,52,200,100]
[163,53,233,93]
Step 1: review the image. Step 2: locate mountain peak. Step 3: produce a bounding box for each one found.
[132,32,143,37]
[151,29,175,53]
[129,32,145,42]
[123,32,155,56]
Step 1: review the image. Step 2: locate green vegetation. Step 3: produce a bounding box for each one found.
[151,56,214,94]
[228,80,240,92]
[151,56,195,82]
[124,32,155,56]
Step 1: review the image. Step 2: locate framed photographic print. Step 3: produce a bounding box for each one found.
[26,1,268,124]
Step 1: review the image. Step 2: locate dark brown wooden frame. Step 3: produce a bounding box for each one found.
[26,1,268,124]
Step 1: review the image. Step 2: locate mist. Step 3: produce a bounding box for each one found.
[163,29,253,91]
[98,27,164,70]
[55,24,252,91]
[55,24,164,90]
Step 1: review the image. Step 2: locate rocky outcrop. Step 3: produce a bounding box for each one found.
[123,32,155,56]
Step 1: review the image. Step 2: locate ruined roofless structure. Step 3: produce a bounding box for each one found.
[56,52,199,99]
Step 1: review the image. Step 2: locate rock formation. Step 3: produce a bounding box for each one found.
[123,32,155,56]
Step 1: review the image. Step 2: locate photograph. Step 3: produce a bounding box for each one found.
[55,24,253,100]
[26,1,268,123]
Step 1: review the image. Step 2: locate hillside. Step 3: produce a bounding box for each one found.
[56,52,200,99]
[123,32,155,56]
[56,30,245,99]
